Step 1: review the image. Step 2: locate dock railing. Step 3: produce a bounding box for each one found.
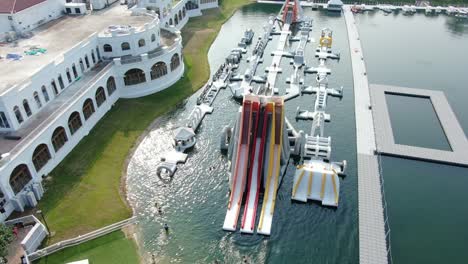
[370,88,394,264]
[27,216,137,262]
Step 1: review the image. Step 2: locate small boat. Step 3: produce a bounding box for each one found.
[447,6,458,15]
[455,10,468,20]
[435,6,443,14]
[380,5,393,15]
[351,5,363,14]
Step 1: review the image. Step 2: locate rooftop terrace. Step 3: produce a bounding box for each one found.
[0,4,152,93]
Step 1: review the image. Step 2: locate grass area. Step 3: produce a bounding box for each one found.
[37,0,252,244]
[35,231,139,264]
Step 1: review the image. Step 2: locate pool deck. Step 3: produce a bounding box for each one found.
[343,6,389,264]
[370,84,468,167]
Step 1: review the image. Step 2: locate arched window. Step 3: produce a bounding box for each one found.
[123,69,146,86]
[178,10,182,21]
[103,44,112,52]
[14,106,23,124]
[51,80,59,95]
[23,99,32,117]
[151,34,156,42]
[51,126,68,151]
[91,51,96,64]
[32,144,51,172]
[170,53,180,71]
[121,42,130,51]
[174,15,178,25]
[68,111,82,135]
[9,164,32,194]
[66,69,72,83]
[41,86,50,102]
[72,64,78,79]
[33,92,42,108]
[169,18,173,25]
[58,75,65,89]
[96,47,101,61]
[151,62,168,80]
[183,7,186,17]
[138,39,146,47]
[79,59,85,73]
[95,87,106,107]
[82,98,95,120]
[84,55,90,68]
[107,76,116,95]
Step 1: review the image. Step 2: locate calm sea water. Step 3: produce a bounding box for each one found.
[357,11,468,264]
[126,5,468,264]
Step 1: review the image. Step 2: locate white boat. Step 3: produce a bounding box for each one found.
[455,10,468,20]
[447,6,458,15]
[326,0,343,12]
[380,5,393,14]
[435,6,443,14]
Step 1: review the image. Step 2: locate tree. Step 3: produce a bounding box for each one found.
[0,224,13,260]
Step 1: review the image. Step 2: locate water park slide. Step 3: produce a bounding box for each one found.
[257,101,284,236]
[241,104,269,234]
[223,99,255,231]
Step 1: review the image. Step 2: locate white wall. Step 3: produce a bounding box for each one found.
[10,0,64,33]
[0,15,13,41]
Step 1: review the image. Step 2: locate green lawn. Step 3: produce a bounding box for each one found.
[35,231,139,264]
[37,0,252,245]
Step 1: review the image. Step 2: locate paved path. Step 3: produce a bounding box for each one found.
[343,7,389,264]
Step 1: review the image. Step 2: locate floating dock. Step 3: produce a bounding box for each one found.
[370,84,468,167]
[343,6,389,264]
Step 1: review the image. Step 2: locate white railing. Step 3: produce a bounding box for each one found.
[27,215,137,261]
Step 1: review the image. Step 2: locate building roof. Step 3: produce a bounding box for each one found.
[0,0,47,14]
[174,127,195,141]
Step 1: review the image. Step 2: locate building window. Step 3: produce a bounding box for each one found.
[170,53,180,71]
[51,80,59,95]
[169,18,173,25]
[121,42,130,51]
[66,7,71,14]
[23,99,32,117]
[123,69,146,86]
[151,62,168,80]
[33,92,42,108]
[103,44,112,52]
[14,106,23,124]
[96,47,101,60]
[179,10,182,21]
[95,87,106,107]
[32,144,51,172]
[183,7,186,17]
[9,164,32,194]
[66,69,72,83]
[58,75,65,89]
[91,51,96,64]
[174,15,178,25]
[84,55,90,68]
[72,64,78,79]
[75,8,81,14]
[79,59,85,72]
[0,112,10,128]
[42,86,50,102]
[52,126,68,151]
[82,98,95,120]
[151,34,156,42]
[68,111,82,135]
[106,76,116,95]
[138,39,146,47]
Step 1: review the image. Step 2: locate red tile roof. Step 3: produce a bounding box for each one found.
[0,0,47,14]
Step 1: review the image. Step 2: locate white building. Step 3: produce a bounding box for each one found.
[0,0,217,221]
